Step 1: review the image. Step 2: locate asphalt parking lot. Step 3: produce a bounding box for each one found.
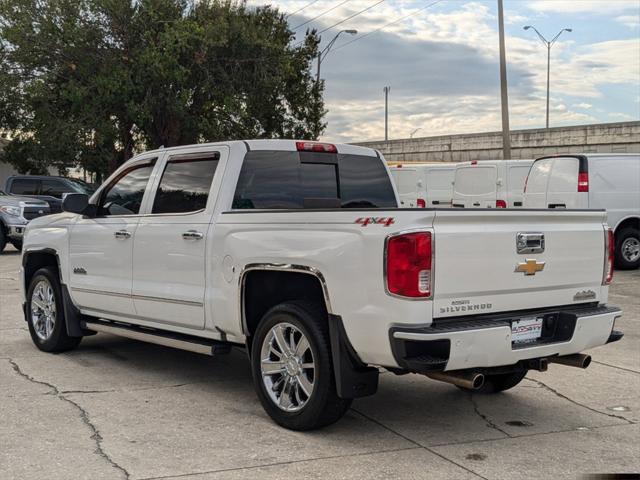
[1,245,639,480]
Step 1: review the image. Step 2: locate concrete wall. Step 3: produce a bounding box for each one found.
[355,121,640,163]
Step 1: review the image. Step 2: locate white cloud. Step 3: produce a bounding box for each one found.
[616,14,640,28]
[527,1,640,15]
[608,112,636,120]
[573,103,593,109]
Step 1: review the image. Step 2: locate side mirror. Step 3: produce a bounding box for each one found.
[62,193,89,215]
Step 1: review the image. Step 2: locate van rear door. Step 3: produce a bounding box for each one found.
[546,157,588,209]
[506,164,532,207]
[390,168,419,207]
[523,158,553,208]
[425,167,454,207]
[453,164,497,208]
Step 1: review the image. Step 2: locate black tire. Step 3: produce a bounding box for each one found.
[459,371,527,394]
[0,227,6,253]
[10,239,22,251]
[615,227,640,270]
[250,301,352,430]
[26,267,81,353]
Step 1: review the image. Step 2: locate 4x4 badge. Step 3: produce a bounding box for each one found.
[355,217,395,227]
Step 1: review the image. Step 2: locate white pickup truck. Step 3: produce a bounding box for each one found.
[20,140,623,430]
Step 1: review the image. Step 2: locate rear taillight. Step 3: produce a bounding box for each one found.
[603,228,614,285]
[296,141,337,153]
[496,199,507,208]
[578,172,589,192]
[385,232,432,298]
[416,198,426,208]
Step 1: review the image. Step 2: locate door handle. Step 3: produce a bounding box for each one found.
[182,230,204,240]
[114,230,131,239]
[473,202,480,206]
[548,203,566,209]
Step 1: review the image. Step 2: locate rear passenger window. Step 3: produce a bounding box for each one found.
[232,151,396,209]
[9,179,39,195]
[41,179,74,198]
[152,153,220,214]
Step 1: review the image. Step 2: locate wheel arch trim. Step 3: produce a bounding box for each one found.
[238,263,333,336]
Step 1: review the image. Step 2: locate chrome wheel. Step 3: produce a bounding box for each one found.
[621,237,640,263]
[260,322,315,412]
[30,279,56,341]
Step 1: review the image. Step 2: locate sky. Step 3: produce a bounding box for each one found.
[245,0,640,143]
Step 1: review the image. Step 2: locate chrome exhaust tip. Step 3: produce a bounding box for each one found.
[426,370,485,390]
[548,353,592,369]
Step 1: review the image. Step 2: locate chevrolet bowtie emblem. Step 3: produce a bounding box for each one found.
[515,259,545,275]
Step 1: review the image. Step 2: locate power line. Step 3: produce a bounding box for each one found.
[317,0,386,35]
[286,0,322,19]
[331,0,445,53]
[291,0,351,30]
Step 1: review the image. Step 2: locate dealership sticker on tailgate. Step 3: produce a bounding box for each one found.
[511,317,543,344]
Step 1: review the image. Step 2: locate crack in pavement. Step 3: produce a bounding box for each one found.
[526,378,634,424]
[428,421,630,448]
[350,407,489,480]
[468,394,511,437]
[592,360,640,375]
[8,358,130,479]
[137,446,422,480]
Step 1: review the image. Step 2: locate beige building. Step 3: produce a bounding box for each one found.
[355,121,640,163]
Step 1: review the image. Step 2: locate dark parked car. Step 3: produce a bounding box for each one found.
[4,176,96,213]
[0,189,50,252]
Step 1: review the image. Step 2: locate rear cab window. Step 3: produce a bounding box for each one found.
[232,150,397,209]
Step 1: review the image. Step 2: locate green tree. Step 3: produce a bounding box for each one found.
[0,0,324,180]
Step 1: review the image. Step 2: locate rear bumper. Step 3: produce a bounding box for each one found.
[390,304,622,372]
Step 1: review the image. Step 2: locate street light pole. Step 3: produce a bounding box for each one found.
[497,0,511,160]
[316,29,357,84]
[524,25,572,129]
[383,86,391,141]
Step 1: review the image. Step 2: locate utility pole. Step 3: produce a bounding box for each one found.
[383,86,390,141]
[523,26,572,128]
[497,0,511,160]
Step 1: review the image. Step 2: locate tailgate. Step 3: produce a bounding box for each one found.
[432,209,607,318]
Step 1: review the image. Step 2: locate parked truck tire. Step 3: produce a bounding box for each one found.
[615,227,640,270]
[26,267,81,353]
[11,239,22,251]
[0,226,6,253]
[458,371,527,394]
[250,301,352,430]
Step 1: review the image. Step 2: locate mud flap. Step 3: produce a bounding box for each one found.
[61,284,95,337]
[328,314,379,398]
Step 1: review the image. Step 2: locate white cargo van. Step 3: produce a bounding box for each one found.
[523,154,640,269]
[452,160,533,209]
[389,163,455,208]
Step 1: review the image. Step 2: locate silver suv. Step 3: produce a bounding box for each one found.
[0,190,50,252]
